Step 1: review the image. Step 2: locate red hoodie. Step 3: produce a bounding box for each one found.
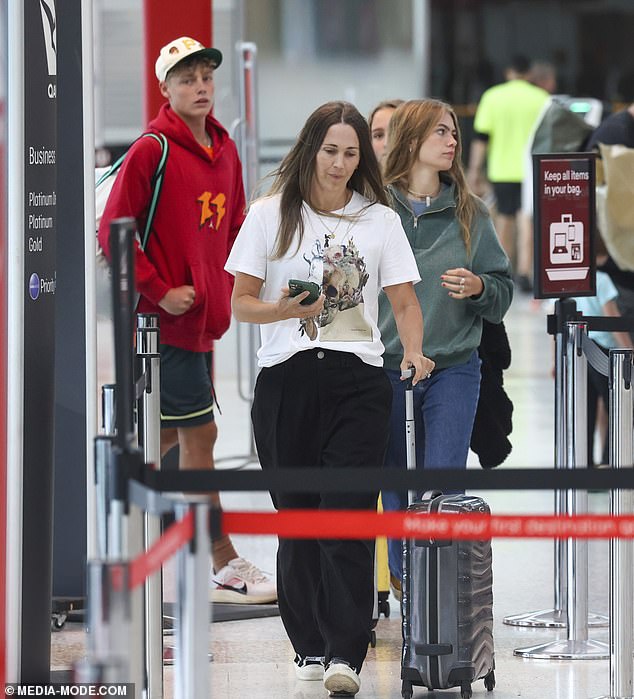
[98,104,246,351]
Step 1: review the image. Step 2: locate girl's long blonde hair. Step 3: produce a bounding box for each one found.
[383,99,480,255]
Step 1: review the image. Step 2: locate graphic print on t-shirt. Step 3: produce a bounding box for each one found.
[299,236,372,342]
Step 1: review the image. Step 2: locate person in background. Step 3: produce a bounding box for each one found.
[378,99,513,596]
[529,60,558,94]
[367,98,405,604]
[514,59,559,293]
[470,319,514,469]
[586,103,634,342]
[368,99,404,163]
[467,55,549,290]
[98,36,276,605]
[225,101,434,697]
[573,237,632,467]
[587,102,634,150]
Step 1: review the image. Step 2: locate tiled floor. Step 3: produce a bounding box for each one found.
[57,291,620,698]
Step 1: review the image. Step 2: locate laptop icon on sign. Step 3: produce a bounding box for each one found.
[552,232,568,255]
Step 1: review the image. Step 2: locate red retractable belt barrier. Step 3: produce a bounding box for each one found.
[129,509,194,590]
[222,510,634,541]
[126,508,634,590]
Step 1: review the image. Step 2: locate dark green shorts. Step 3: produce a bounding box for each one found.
[159,344,215,428]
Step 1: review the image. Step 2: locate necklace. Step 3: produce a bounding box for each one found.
[406,184,441,206]
[309,190,355,242]
[307,199,357,248]
[314,201,347,240]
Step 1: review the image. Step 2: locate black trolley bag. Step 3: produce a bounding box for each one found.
[400,370,496,699]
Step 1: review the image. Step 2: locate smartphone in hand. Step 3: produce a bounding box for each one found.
[288,279,321,306]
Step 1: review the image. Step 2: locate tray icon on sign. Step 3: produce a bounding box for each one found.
[546,213,589,281]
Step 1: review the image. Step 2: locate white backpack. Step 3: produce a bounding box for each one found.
[95,132,169,260]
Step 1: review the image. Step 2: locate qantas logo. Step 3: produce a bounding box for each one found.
[197,191,226,231]
[39,0,57,77]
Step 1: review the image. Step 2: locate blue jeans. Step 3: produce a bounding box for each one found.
[382,351,482,580]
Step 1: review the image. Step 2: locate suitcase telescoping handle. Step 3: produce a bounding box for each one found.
[401,368,417,505]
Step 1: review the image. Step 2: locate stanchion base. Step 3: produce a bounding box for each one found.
[514,638,609,660]
[503,608,609,628]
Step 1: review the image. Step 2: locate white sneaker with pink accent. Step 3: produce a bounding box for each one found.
[210,557,277,604]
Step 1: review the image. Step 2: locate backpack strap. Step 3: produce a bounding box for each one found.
[95,150,127,188]
[140,132,169,250]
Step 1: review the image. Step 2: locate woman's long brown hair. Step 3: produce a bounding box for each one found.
[268,101,388,260]
[383,99,480,255]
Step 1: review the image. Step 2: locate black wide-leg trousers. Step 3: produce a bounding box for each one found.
[251,348,392,670]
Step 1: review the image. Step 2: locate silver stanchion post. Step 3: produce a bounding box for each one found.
[504,301,607,629]
[137,313,163,698]
[594,349,634,699]
[515,322,609,659]
[97,384,117,559]
[75,561,133,682]
[173,502,211,699]
[94,436,113,559]
[402,367,416,505]
[102,383,116,435]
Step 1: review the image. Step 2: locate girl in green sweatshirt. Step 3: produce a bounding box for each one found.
[377,99,513,585]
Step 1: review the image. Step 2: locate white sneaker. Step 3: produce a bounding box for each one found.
[294,654,325,680]
[210,557,277,604]
[324,659,361,696]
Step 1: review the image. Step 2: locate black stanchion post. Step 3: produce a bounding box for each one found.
[84,218,145,690]
[109,218,137,451]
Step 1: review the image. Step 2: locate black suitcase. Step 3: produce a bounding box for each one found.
[399,371,495,699]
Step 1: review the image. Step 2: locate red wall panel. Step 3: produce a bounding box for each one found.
[143,0,213,123]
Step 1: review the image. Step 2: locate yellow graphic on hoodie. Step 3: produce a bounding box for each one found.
[198,191,226,231]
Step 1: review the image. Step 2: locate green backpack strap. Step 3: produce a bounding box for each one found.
[95,150,127,187]
[96,132,169,250]
[140,132,169,250]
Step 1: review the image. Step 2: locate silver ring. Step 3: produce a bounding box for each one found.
[460,277,465,287]
[425,371,432,379]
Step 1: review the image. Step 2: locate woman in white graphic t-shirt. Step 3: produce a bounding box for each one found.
[225,101,434,696]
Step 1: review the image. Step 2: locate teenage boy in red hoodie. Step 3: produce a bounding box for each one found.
[98,36,276,604]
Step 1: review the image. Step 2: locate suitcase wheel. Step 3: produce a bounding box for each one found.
[484,669,496,691]
[51,613,67,631]
[370,629,376,648]
[460,682,472,699]
[378,598,391,618]
[401,680,413,699]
